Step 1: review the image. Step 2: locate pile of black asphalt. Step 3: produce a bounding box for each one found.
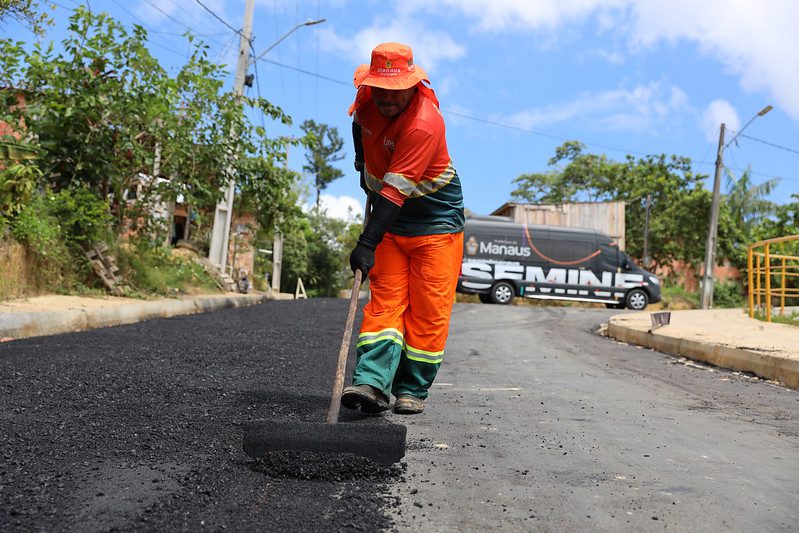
[0,298,405,531]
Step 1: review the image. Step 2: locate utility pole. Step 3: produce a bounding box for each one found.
[642,193,652,267]
[208,0,255,272]
[699,105,772,309]
[700,123,726,309]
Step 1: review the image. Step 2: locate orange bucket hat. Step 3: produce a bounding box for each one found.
[353,42,429,90]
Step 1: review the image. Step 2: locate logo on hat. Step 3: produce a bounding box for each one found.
[353,42,429,90]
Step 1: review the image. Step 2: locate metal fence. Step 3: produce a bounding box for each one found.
[748,234,799,321]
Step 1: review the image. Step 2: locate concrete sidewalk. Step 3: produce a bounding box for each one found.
[0,291,294,341]
[607,308,799,389]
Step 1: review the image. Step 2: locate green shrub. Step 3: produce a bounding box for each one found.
[659,282,700,309]
[47,187,112,247]
[10,197,76,288]
[9,188,113,293]
[713,280,745,308]
[0,162,41,217]
[118,242,218,296]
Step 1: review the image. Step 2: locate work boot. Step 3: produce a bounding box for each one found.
[341,384,390,414]
[393,394,425,415]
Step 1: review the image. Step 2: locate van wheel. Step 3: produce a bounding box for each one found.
[478,293,493,304]
[625,289,649,310]
[490,281,515,305]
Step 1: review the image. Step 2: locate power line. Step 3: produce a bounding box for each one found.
[272,1,288,121]
[109,0,231,58]
[251,48,269,154]
[256,57,350,87]
[139,0,228,49]
[193,0,249,44]
[738,133,799,156]
[149,29,233,38]
[441,108,663,159]
[213,31,238,66]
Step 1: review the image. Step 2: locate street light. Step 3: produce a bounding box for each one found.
[700,104,773,309]
[250,19,326,65]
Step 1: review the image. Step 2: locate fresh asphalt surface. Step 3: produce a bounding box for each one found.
[2,300,798,531]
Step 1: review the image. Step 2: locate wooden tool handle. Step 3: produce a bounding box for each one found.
[326,268,362,424]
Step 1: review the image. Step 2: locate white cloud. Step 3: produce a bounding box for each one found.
[406,0,626,32]
[318,20,466,75]
[502,82,689,132]
[701,99,740,144]
[306,195,363,222]
[402,0,799,121]
[626,1,799,120]
[582,48,625,65]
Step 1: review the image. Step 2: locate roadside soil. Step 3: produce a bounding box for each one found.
[0,294,143,314]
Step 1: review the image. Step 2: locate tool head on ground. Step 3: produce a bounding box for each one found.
[243,419,407,465]
[243,260,406,467]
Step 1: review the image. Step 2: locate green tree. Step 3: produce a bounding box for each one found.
[300,119,344,208]
[280,226,309,294]
[512,141,625,203]
[753,194,799,242]
[0,6,301,245]
[237,156,304,236]
[724,166,780,238]
[0,0,51,35]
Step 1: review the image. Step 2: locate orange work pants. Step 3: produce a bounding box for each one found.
[352,231,463,400]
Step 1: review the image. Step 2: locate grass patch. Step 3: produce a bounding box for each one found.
[657,283,699,310]
[117,244,220,297]
[753,310,799,327]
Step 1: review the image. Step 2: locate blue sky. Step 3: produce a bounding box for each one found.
[6,0,799,221]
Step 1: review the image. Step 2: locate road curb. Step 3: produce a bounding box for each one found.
[0,292,281,341]
[607,318,799,390]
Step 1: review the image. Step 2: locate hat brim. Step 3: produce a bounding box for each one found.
[353,63,429,90]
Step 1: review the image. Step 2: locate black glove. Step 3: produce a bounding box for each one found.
[349,242,375,278]
[349,194,402,279]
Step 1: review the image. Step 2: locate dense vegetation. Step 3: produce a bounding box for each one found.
[0,6,358,298]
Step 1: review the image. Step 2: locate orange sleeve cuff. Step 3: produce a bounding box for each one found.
[379,185,405,207]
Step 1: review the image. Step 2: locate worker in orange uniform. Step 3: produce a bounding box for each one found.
[341,42,464,415]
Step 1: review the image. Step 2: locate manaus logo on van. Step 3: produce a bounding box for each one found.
[466,235,531,258]
[466,236,479,256]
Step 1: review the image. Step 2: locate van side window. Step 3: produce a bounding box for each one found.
[563,241,593,263]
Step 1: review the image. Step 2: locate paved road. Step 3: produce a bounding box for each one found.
[1,299,399,532]
[390,304,799,531]
[1,300,797,531]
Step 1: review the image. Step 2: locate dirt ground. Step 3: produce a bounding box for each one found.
[0,294,142,314]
